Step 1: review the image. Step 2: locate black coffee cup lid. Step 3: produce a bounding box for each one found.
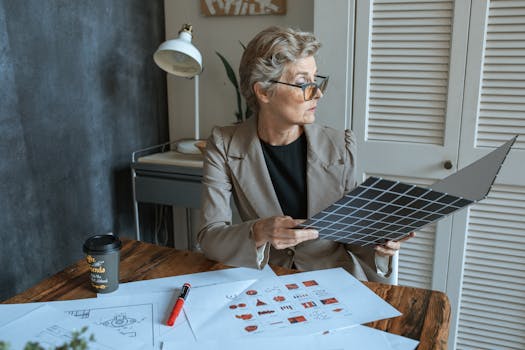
[83,234,122,254]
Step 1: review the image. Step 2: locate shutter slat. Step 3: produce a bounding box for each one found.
[368,127,442,138]
[489,16,525,25]
[490,8,525,16]
[487,23,525,32]
[371,91,447,101]
[478,124,525,135]
[370,105,444,116]
[372,48,450,56]
[478,119,525,128]
[372,77,448,86]
[483,64,525,73]
[460,304,525,325]
[483,72,525,80]
[467,246,525,264]
[374,25,452,34]
[462,280,525,299]
[487,32,525,41]
[366,113,444,123]
[374,0,449,3]
[485,48,525,56]
[485,56,525,65]
[373,2,452,12]
[371,63,450,72]
[490,0,525,8]
[372,84,447,94]
[481,86,525,95]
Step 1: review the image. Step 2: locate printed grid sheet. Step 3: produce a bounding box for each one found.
[302,177,473,247]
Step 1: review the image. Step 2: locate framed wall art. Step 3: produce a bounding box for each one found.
[201,0,286,16]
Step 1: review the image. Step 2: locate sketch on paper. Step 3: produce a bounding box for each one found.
[66,303,154,345]
[0,304,144,350]
[33,325,81,349]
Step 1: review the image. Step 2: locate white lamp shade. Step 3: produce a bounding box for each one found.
[154,30,202,78]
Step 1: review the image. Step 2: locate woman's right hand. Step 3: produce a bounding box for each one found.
[252,216,319,249]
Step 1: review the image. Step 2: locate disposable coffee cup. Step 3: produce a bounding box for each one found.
[82,234,122,293]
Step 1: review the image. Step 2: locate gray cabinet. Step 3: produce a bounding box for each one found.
[131,145,203,241]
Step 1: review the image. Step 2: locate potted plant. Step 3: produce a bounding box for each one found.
[216,43,252,123]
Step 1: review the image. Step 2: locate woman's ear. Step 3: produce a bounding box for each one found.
[253,82,271,105]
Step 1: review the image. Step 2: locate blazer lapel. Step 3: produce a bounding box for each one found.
[304,124,346,217]
[227,120,345,220]
[227,117,283,218]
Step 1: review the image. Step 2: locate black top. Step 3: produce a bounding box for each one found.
[260,133,308,219]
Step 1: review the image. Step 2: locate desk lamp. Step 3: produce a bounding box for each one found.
[154,24,203,154]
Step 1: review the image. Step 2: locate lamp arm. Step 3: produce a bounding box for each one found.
[194,75,200,140]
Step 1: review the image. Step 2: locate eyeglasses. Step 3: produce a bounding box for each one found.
[269,75,329,101]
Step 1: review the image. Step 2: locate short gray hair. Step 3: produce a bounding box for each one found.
[239,26,321,115]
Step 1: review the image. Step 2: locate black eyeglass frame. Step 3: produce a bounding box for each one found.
[269,74,329,101]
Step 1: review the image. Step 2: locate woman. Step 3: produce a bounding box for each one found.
[197,26,413,283]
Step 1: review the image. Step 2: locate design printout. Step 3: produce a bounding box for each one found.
[185,268,401,340]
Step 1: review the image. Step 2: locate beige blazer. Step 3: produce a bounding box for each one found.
[197,116,395,283]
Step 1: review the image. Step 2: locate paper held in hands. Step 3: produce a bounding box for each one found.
[301,136,516,246]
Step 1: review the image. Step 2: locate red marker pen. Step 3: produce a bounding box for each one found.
[166,282,191,326]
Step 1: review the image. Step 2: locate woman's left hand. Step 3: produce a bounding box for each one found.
[374,232,416,257]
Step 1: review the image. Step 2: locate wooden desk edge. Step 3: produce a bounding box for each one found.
[2,238,451,350]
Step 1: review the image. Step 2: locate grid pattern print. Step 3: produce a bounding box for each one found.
[302,177,473,246]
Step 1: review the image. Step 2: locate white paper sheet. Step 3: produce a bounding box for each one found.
[184,268,401,340]
[384,331,420,350]
[163,325,419,350]
[0,267,275,350]
[0,295,157,348]
[332,325,419,350]
[0,304,145,350]
[97,265,276,297]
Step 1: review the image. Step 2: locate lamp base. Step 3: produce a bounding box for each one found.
[174,139,206,155]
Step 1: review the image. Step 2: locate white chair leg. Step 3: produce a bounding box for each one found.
[391,250,399,285]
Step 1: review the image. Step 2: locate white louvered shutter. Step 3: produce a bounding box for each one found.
[367,0,453,145]
[352,0,470,291]
[316,0,524,348]
[451,1,525,349]
[457,186,525,350]
[476,1,525,149]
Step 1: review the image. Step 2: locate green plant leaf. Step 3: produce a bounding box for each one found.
[216,51,243,122]
[215,51,239,89]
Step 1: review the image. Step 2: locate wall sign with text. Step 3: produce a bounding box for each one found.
[201,0,286,16]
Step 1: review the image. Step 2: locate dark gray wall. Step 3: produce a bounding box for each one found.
[0,1,168,301]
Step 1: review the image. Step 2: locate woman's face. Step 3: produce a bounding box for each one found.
[261,56,322,127]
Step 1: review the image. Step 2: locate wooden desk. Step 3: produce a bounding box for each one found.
[4,239,450,350]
